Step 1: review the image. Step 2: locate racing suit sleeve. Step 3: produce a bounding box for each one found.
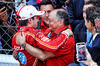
[35,31,69,52]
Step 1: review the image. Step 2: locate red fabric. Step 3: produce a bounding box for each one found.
[45,36,75,66]
[36,0,42,4]
[40,20,49,34]
[35,26,70,52]
[12,25,75,66]
[69,24,72,30]
[12,27,43,66]
[46,26,75,66]
[16,11,20,30]
[43,28,51,36]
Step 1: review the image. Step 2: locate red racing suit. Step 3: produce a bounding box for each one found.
[35,26,75,66]
[12,25,74,66]
[24,26,70,52]
[12,27,44,66]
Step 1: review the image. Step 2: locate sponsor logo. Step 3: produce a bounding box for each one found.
[18,52,27,65]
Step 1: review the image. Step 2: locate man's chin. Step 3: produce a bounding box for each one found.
[49,28,53,32]
[49,27,51,30]
[44,20,49,24]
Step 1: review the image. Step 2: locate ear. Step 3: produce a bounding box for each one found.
[59,20,64,26]
[89,20,94,27]
[28,18,32,24]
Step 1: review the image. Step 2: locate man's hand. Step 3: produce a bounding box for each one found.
[81,49,95,65]
[0,7,8,21]
[62,29,73,37]
[12,50,18,60]
[17,32,26,45]
[76,49,96,66]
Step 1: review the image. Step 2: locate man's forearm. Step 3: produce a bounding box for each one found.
[35,32,69,52]
[25,43,55,61]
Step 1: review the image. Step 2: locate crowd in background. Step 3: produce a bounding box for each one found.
[0,0,100,66]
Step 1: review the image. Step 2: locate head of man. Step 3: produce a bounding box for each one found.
[49,9,70,31]
[17,5,44,28]
[83,0,100,19]
[38,0,54,27]
[85,7,100,34]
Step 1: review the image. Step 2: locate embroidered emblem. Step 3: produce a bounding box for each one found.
[18,52,27,65]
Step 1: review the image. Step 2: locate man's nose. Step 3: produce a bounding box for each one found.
[45,12,49,17]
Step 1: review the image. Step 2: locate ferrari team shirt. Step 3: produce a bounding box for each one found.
[45,26,75,66]
[12,27,43,66]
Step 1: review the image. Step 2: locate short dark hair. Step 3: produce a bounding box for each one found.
[17,15,34,26]
[18,19,28,26]
[85,0,100,7]
[56,10,70,26]
[86,6,100,26]
[38,0,54,10]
